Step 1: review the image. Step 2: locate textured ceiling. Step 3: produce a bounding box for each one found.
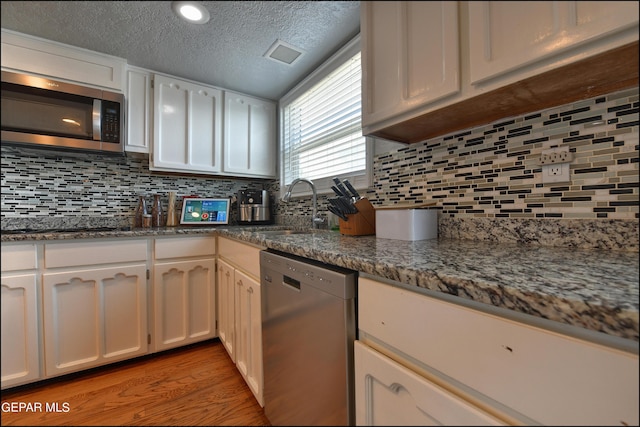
[0,1,361,100]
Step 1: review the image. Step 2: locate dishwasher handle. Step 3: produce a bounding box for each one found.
[283,274,301,291]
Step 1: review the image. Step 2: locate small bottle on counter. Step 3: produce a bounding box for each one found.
[134,195,147,228]
[151,194,164,227]
[142,213,152,228]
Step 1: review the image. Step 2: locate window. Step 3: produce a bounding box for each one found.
[279,34,370,197]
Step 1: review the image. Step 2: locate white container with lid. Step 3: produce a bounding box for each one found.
[375,203,438,241]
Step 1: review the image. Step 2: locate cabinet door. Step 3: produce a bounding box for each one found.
[153,258,216,352]
[1,29,126,91]
[217,237,264,279]
[223,91,276,178]
[217,258,236,362]
[361,1,459,129]
[1,274,40,389]
[234,269,263,407]
[468,1,640,84]
[355,341,505,426]
[359,277,639,426]
[42,264,148,377]
[125,66,152,154]
[152,74,223,174]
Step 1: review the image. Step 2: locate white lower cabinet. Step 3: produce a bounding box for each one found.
[356,276,639,426]
[152,236,217,352]
[217,237,265,406]
[42,239,148,378]
[1,274,40,389]
[1,242,40,389]
[232,268,262,402]
[217,258,236,362]
[355,341,504,426]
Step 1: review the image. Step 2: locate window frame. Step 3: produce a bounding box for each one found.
[278,33,372,199]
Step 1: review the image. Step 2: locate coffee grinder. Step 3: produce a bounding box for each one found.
[238,189,272,225]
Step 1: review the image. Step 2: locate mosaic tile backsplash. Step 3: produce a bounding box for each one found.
[2,87,638,250]
[364,87,639,250]
[0,147,275,229]
[370,87,638,219]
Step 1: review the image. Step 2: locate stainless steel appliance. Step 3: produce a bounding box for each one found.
[1,70,125,155]
[238,189,272,224]
[260,249,356,426]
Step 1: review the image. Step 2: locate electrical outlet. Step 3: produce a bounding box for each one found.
[542,163,570,183]
[540,146,572,165]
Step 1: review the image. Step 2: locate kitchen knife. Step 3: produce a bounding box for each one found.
[338,196,358,214]
[328,205,348,221]
[331,185,346,197]
[342,179,361,199]
[333,177,351,199]
[328,197,345,214]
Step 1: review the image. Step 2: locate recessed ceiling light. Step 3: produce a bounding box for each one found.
[172,1,210,25]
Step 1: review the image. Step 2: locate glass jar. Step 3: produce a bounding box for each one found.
[151,194,164,227]
[134,195,147,228]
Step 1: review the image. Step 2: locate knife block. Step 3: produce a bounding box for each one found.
[339,198,376,236]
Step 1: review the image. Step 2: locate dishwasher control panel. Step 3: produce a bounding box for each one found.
[260,249,356,299]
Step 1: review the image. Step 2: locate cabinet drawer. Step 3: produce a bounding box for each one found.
[154,236,216,260]
[1,243,37,272]
[355,341,504,425]
[44,239,147,268]
[217,237,264,278]
[358,277,639,426]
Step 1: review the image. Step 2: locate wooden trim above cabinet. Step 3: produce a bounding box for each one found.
[370,41,639,144]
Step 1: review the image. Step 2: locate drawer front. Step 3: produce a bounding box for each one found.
[1,243,37,272]
[217,237,264,278]
[354,341,505,426]
[154,236,216,260]
[358,277,639,426]
[44,239,147,268]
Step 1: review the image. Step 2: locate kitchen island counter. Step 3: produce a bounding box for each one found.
[2,225,638,344]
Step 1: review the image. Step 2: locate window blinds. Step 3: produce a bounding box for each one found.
[281,52,364,185]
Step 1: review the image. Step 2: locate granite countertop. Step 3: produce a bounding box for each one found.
[2,225,638,343]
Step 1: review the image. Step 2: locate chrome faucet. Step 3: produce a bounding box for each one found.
[282,178,325,229]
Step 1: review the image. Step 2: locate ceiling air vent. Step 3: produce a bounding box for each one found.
[264,39,304,66]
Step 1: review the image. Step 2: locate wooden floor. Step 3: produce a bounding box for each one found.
[0,339,271,426]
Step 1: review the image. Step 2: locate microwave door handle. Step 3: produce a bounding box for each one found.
[92,99,101,141]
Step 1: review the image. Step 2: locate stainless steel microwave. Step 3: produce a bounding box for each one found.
[1,70,125,155]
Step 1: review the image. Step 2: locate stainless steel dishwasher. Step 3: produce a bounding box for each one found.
[260,249,357,426]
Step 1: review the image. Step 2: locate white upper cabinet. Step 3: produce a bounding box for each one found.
[125,66,152,154]
[361,1,460,131]
[361,1,639,143]
[151,74,223,174]
[223,91,277,178]
[2,29,278,178]
[468,1,640,85]
[1,29,126,91]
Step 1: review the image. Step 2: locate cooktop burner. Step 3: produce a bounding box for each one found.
[2,227,132,235]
